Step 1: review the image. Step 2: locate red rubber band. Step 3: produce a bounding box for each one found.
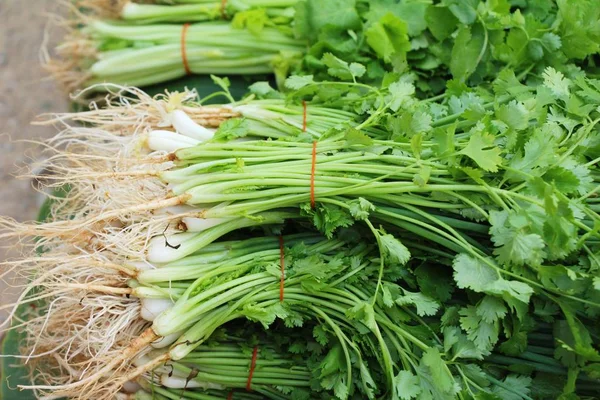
[279,235,285,302]
[181,23,192,75]
[302,100,307,132]
[246,346,259,391]
[221,0,228,19]
[227,391,233,400]
[310,141,317,209]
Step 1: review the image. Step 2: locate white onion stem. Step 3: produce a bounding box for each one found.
[140,298,175,322]
[171,110,215,141]
[148,130,200,152]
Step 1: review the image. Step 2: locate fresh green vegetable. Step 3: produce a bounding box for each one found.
[51,20,303,91]
[4,66,600,399]
[57,0,600,92]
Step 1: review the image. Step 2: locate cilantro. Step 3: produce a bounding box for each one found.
[322,53,365,81]
[213,118,249,141]
[248,81,275,96]
[420,347,458,396]
[452,254,533,304]
[285,75,315,90]
[301,203,354,238]
[543,67,571,100]
[393,371,421,400]
[344,128,374,147]
[395,289,440,316]
[231,9,270,35]
[477,296,508,324]
[425,6,458,41]
[459,131,503,172]
[460,305,500,351]
[365,13,411,65]
[388,81,415,111]
[491,375,532,400]
[348,198,375,221]
[378,231,411,265]
[556,0,600,59]
[443,0,479,24]
[450,25,486,82]
[294,0,362,41]
[495,100,530,131]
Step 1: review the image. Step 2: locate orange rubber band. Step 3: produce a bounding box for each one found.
[302,100,307,132]
[246,346,259,391]
[221,0,228,19]
[181,23,192,75]
[279,235,285,302]
[310,141,317,208]
[227,391,233,400]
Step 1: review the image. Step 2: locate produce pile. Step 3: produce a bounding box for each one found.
[2,1,600,400]
[52,0,600,92]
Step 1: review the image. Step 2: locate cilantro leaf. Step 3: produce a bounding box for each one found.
[393,370,421,400]
[450,24,486,82]
[460,305,500,351]
[395,289,440,316]
[421,347,456,394]
[476,296,508,324]
[489,210,547,267]
[302,203,354,238]
[443,0,479,24]
[459,131,503,172]
[491,375,532,400]
[365,13,411,64]
[285,75,315,90]
[345,128,374,147]
[388,80,415,111]
[348,198,375,221]
[346,301,377,331]
[425,6,458,41]
[248,81,275,96]
[542,67,571,101]
[495,100,530,131]
[294,0,361,41]
[453,254,498,293]
[379,232,411,265]
[453,254,534,304]
[322,53,365,81]
[556,0,600,59]
[443,326,488,359]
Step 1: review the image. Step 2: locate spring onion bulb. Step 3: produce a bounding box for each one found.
[170,110,215,141]
[147,130,200,152]
[140,298,175,321]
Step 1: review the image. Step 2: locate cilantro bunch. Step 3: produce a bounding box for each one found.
[293,0,600,93]
[135,67,600,398]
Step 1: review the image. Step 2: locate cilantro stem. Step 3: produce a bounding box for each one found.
[308,306,354,396]
[474,18,489,73]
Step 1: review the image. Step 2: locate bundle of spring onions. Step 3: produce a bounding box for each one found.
[52,0,600,93]
[2,64,600,400]
[49,18,304,91]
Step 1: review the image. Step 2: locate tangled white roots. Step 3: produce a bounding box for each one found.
[0,88,242,398]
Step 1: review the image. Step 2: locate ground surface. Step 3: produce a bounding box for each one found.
[0,0,68,327]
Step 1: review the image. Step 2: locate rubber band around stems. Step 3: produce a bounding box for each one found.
[279,235,285,302]
[221,0,228,19]
[227,391,233,400]
[180,23,192,75]
[246,346,259,391]
[302,100,307,132]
